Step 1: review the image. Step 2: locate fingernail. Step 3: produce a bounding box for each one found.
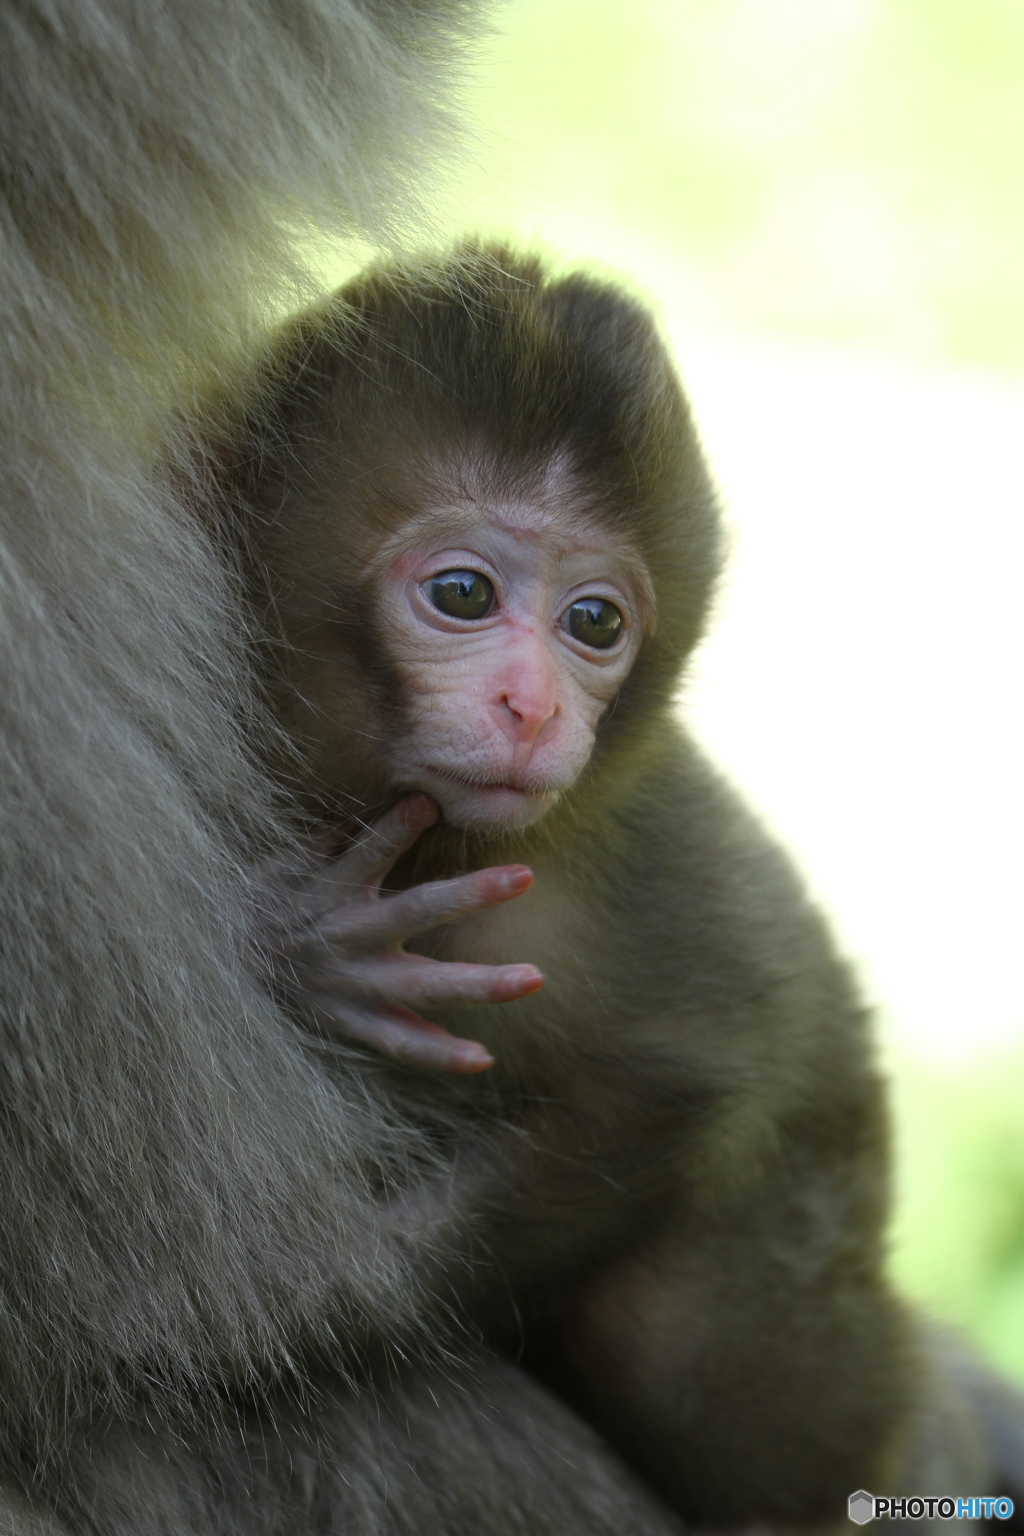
[453,1044,495,1074]
[402,793,438,822]
[501,866,533,893]
[502,965,543,995]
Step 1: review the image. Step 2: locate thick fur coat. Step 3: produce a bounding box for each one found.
[0,6,696,1529]
[0,0,461,1445]
[6,9,1023,1535]
[1,6,690,1533]
[211,243,1024,1535]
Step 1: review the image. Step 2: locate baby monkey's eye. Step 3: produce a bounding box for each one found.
[427,570,495,621]
[561,598,624,650]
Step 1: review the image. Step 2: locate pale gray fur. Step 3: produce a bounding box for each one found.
[48,1355,683,1535]
[0,9,692,1531]
[0,0,480,1486]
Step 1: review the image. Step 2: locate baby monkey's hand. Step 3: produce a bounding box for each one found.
[254,794,542,1072]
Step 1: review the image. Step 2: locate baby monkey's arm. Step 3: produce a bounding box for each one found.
[255,794,543,1073]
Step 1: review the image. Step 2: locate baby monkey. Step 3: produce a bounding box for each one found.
[212,247,1005,1526]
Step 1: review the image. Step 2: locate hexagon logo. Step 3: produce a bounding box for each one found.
[848,1490,875,1524]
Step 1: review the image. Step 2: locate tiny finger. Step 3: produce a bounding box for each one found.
[394,960,544,1008]
[328,864,533,946]
[308,998,494,1074]
[300,795,440,916]
[317,956,545,1008]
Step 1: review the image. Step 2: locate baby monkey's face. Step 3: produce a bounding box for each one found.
[377,495,652,832]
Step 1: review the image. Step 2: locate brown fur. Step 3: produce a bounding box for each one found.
[214,244,1024,1527]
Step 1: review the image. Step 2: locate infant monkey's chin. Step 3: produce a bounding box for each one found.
[436,782,560,834]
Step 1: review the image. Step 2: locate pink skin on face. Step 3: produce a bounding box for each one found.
[380,497,647,833]
[262,494,650,1073]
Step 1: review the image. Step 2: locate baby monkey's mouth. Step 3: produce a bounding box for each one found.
[423,766,554,798]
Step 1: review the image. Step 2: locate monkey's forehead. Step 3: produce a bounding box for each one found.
[369,497,653,595]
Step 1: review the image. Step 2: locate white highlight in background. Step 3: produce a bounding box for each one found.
[671,330,1024,1063]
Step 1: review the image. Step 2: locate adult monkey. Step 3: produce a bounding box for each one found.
[0,4,685,1533]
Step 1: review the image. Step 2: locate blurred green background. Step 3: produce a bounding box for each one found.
[455,0,1024,370]
[428,0,1024,1383]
